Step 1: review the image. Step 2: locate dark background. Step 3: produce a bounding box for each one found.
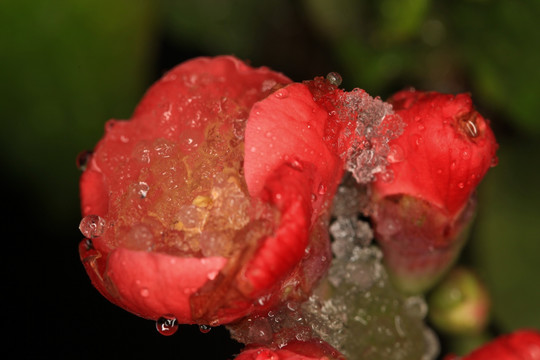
[2,0,539,358]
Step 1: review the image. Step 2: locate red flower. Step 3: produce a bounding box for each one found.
[234,340,346,360]
[78,56,349,325]
[370,90,498,293]
[444,330,540,360]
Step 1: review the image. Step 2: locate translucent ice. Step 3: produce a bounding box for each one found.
[303,245,439,360]
[337,90,404,184]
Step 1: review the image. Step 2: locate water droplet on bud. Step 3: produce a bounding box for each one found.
[457,182,465,189]
[326,72,342,86]
[156,315,178,336]
[76,150,92,171]
[199,324,212,334]
[79,215,106,238]
[317,183,327,195]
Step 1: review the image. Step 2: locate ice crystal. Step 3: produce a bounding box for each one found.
[338,90,404,184]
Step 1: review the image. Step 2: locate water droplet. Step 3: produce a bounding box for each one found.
[79,215,106,238]
[317,183,327,195]
[207,270,218,280]
[414,135,424,147]
[288,159,303,171]
[417,124,425,131]
[199,324,212,333]
[274,88,289,99]
[140,288,149,298]
[490,156,499,167]
[286,301,299,312]
[156,315,178,336]
[387,144,405,163]
[461,149,471,160]
[403,296,428,319]
[83,238,94,250]
[380,169,394,183]
[250,146,257,153]
[458,182,465,189]
[326,72,342,86]
[76,150,92,171]
[135,182,149,198]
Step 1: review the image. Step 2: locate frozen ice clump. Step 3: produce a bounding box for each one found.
[330,176,374,260]
[338,90,404,184]
[227,300,313,349]
[303,244,439,360]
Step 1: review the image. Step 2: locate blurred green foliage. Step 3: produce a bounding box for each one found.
[3,0,539,357]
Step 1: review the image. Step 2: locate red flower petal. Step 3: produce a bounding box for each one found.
[235,340,346,360]
[446,330,540,360]
[242,81,354,298]
[374,89,498,218]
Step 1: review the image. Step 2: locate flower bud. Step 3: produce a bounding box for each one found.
[371,89,498,293]
[428,267,490,335]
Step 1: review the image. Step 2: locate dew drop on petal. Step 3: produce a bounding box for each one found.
[135,181,149,198]
[318,183,328,195]
[380,169,394,183]
[156,315,178,336]
[326,72,343,87]
[458,182,465,189]
[76,150,92,171]
[288,159,304,171]
[83,238,94,250]
[79,215,106,238]
[207,270,218,280]
[140,288,150,298]
[415,135,424,147]
[274,88,289,99]
[199,324,212,334]
[387,144,405,164]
